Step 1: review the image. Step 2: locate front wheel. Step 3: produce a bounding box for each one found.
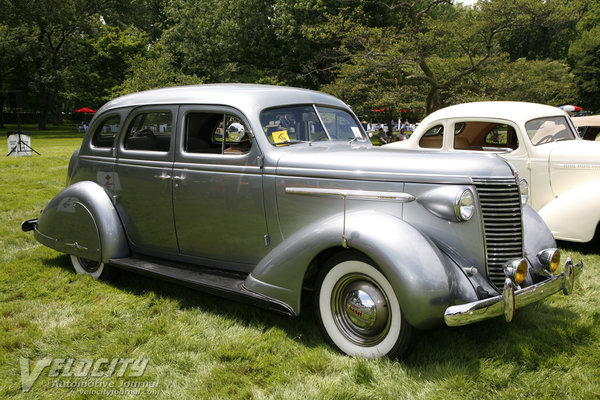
[314,252,414,359]
[70,255,114,280]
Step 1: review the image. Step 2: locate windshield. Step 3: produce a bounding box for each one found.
[525,116,577,146]
[260,105,367,145]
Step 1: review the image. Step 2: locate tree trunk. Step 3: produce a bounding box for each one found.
[425,87,441,115]
[38,83,48,130]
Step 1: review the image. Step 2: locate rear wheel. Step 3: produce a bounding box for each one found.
[314,252,414,359]
[70,255,114,280]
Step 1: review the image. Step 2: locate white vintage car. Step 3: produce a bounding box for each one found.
[385,101,600,243]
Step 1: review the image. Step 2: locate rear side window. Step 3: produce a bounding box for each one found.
[91,115,120,148]
[124,111,172,152]
[419,125,444,149]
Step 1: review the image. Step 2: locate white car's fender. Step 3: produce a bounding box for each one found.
[538,178,600,242]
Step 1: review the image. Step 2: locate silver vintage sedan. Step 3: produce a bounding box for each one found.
[22,85,582,359]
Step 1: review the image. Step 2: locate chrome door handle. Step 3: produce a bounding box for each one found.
[154,174,171,180]
[172,176,185,181]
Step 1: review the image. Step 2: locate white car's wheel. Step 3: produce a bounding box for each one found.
[314,252,414,359]
[70,255,113,280]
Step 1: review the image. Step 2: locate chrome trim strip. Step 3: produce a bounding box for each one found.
[285,187,416,202]
[554,163,600,170]
[444,258,583,326]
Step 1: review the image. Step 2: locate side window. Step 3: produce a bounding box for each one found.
[453,122,518,151]
[91,115,120,148]
[419,124,444,149]
[185,112,251,155]
[124,111,172,152]
[485,124,509,145]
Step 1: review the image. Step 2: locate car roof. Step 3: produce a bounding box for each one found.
[421,101,568,126]
[571,115,600,127]
[96,84,349,115]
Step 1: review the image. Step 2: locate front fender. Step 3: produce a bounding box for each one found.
[537,179,600,242]
[245,210,477,329]
[523,204,556,262]
[34,181,130,263]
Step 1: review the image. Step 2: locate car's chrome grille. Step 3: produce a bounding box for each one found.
[472,178,523,291]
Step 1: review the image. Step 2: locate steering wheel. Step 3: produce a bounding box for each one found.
[536,134,554,145]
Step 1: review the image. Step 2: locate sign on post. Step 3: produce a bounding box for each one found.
[7,132,32,157]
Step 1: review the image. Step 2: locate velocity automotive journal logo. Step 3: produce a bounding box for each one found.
[19,357,157,394]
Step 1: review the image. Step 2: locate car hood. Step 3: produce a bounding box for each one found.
[274,144,516,184]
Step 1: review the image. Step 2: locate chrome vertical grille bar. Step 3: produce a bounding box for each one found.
[472,178,524,291]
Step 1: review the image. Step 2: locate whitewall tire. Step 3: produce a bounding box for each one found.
[314,252,414,359]
[70,255,113,280]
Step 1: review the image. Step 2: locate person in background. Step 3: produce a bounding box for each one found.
[397,127,408,141]
[361,119,368,131]
[377,127,389,144]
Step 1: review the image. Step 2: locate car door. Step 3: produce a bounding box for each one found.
[114,106,178,257]
[172,106,269,272]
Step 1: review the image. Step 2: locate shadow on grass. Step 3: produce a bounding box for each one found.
[45,253,593,376]
[46,254,324,348]
[557,238,600,256]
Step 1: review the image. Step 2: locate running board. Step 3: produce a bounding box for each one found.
[109,256,295,316]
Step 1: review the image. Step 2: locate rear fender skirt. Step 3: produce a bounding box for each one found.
[34,181,130,263]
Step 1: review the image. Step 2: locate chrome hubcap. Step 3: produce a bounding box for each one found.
[331,273,390,346]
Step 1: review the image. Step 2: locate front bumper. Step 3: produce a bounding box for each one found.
[444,258,583,327]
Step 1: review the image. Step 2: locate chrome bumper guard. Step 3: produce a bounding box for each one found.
[444,258,583,327]
[21,218,38,232]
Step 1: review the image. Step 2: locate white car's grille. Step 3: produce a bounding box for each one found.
[472,178,524,291]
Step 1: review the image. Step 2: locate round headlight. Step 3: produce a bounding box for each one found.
[519,178,529,206]
[456,189,475,221]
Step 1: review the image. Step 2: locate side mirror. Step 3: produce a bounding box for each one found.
[227,122,247,143]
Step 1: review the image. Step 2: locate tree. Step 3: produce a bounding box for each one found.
[449,56,577,106]
[0,24,31,128]
[161,0,330,87]
[569,0,600,112]
[64,24,150,109]
[1,0,126,128]
[115,44,204,95]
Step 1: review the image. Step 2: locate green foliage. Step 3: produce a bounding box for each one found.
[115,47,204,96]
[161,0,323,86]
[449,56,577,106]
[2,0,599,124]
[65,25,150,108]
[569,1,600,112]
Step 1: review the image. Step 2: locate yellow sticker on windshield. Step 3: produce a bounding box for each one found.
[272,130,290,144]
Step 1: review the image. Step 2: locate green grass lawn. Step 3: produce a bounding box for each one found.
[1,124,599,399]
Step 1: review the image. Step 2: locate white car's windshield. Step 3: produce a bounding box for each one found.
[525,116,577,146]
[260,105,367,146]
